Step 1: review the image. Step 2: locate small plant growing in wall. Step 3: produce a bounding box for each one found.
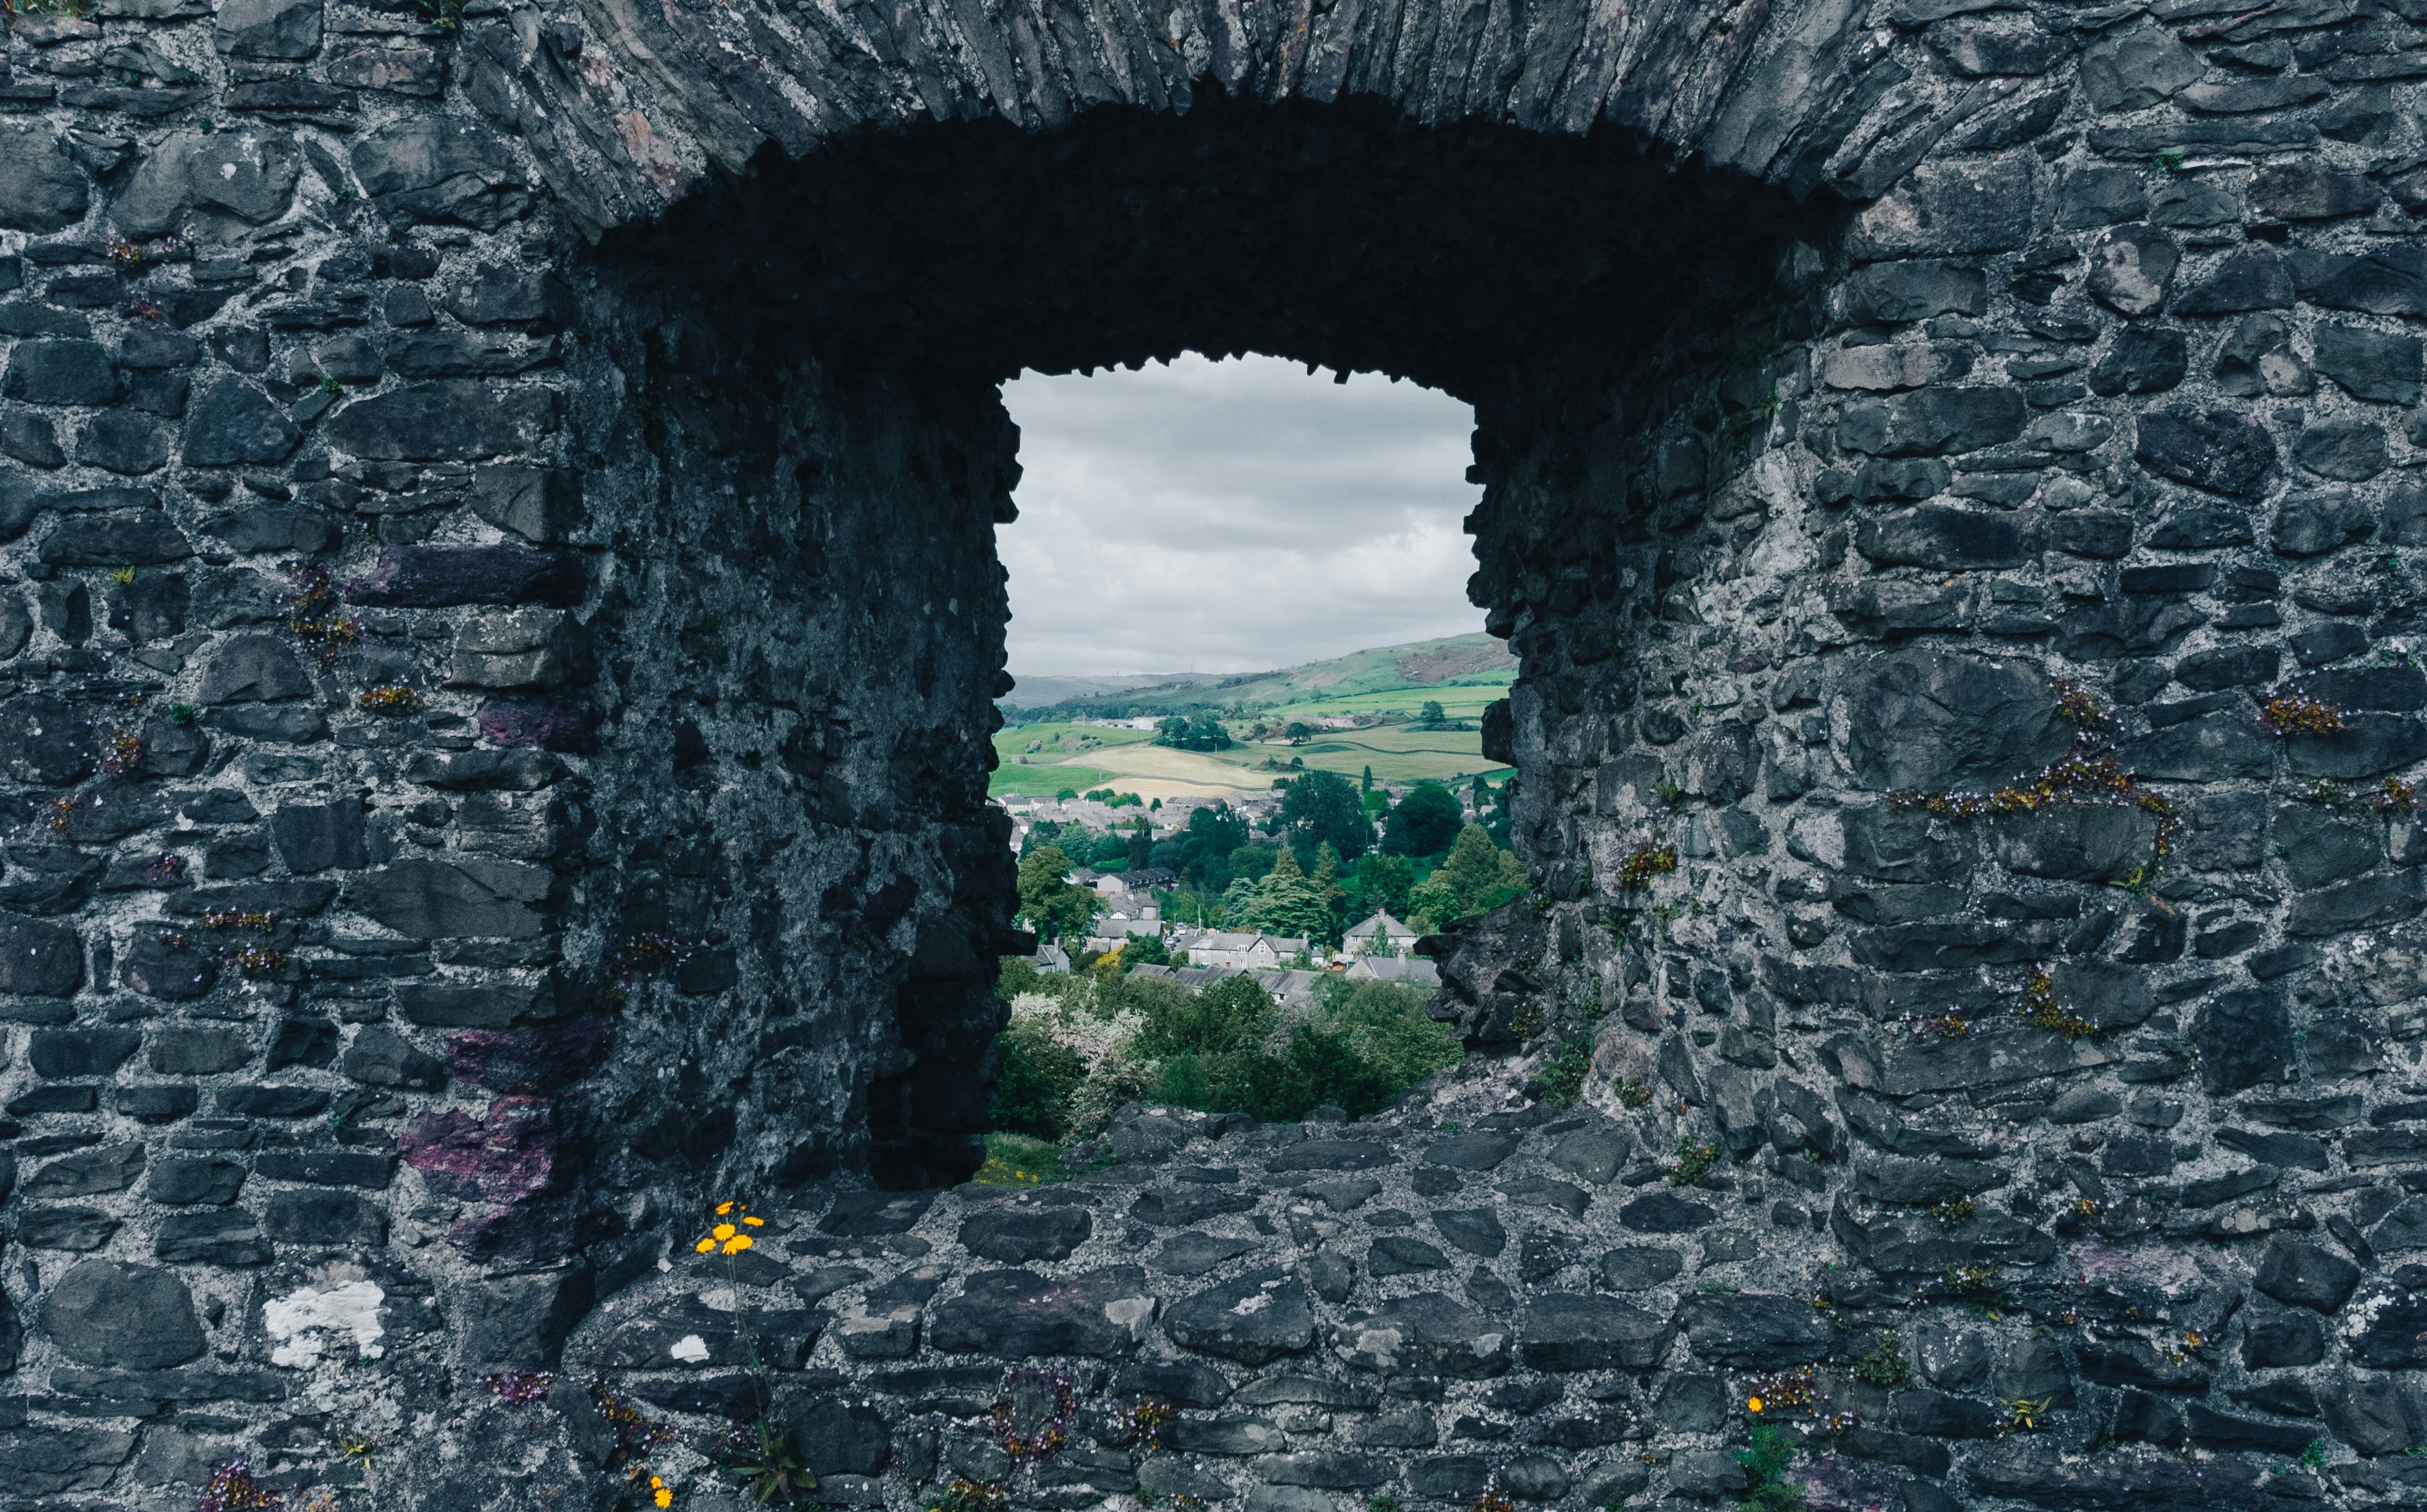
[1891,675,2182,884]
[358,683,423,716]
[1616,841,1678,892]
[1536,1042,1591,1107]
[1731,1426,1810,1512]
[1105,1394,1176,1449]
[198,1462,280,1512]
[714,1417,811,1506]
[927,1480,1007,1512]
[1852,1331,1913,1388]
[1946,1263,2008,1318]
[2014,965,2099,1040]
[284,564,359,670]
[2258,685,2347,735]
[1668,1138,1721,1186]
[99,726,144,775]
[1740,1365,1816,1418]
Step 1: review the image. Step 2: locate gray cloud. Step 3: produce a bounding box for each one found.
[1000,354,1483,676]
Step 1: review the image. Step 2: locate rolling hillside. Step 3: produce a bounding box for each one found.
[1002,632,1514,720]
[991,634,1514,800]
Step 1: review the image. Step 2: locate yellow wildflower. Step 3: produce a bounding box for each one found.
[651,1476,672,1509]
[1747,1397,1764,1414]
[715,1201,734,1216]
[693,1238,714,1253]
[742,1215,764,1227]
[721,1234,754,1256]
[711,1223,736,1242]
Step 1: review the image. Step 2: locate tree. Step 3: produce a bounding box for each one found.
[1419,700,1446,726]
[1347,853,1415,921]
[1309,842,1348,941]
[1405,825,1529,931]
[991,1019,1083,1138]
[1241,848,1335,940]
[1230,843,1279,884]
[1361,765,1375,793]
[1133,972,1277,1060]
[1383,782,1464,858]
[1282,768,1371,861]
[1284,721,1312,745]
[1479,774,1512,847]
[1154,711,1233,751]
[1180,802,1249,888]
[1016,844,1102,942]
[1317,977,1462,1089]
[1123,933,1170,968]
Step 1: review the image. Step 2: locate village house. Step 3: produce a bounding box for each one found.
[1092,868,1176,910]
[1341,910,1418,957]
[1130,963,1330,1011]
[1084,915,1164,955]
[1345,955,1440,987]
[1177,931,1312,970]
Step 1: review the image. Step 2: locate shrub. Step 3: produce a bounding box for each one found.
[1132,973,1278,1061]
[1320,979,1461,1084]
[991,965,1464,1138]
[991,1020,1084,1140]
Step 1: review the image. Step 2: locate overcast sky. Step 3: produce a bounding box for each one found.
[998,354,1484,677]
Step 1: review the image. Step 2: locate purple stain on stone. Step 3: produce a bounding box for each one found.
[477,697,600,753]
[447,1020,611,1093]
[398,1092,577,1204]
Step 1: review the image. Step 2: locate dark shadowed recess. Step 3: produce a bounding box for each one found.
[595,90,1843,399]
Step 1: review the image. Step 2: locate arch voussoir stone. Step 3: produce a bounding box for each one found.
[1,0,2423,1502]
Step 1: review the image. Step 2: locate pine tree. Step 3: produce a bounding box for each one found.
[1406,826,1528,931]
[1243,847,1333,940]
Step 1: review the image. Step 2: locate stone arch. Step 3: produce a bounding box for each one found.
[569,94,1833,1189]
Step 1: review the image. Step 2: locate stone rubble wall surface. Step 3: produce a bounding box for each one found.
[2,0,2427,1501]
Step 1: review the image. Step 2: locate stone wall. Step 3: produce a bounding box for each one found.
[5,0,2427,1502]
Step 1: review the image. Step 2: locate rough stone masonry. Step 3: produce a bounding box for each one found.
[5,0,2427,1503]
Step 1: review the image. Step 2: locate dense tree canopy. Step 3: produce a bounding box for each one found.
[1016,844,1103,941]
[1405,824,1528,931]
[1382,782,1464,858]
[1154,711,1233,750]
[1282,768,1372,861]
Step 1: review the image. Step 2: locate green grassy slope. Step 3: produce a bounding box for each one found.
[1004,632,1514,720]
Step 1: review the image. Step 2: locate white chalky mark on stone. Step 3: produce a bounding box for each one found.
[264,1280,386,1368]
[1230,1293,1271,1315]
[1105,1297,1155,1336]
[669,1333,711,1363]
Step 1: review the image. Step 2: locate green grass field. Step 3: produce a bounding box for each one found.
[990,644,1514,799]
[1263,676,1512,723]
[989,762,1119,797]
[998,722,1158,756]
[1215,734,1503,786]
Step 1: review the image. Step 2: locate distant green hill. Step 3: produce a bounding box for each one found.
[1003,632,1515,720]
